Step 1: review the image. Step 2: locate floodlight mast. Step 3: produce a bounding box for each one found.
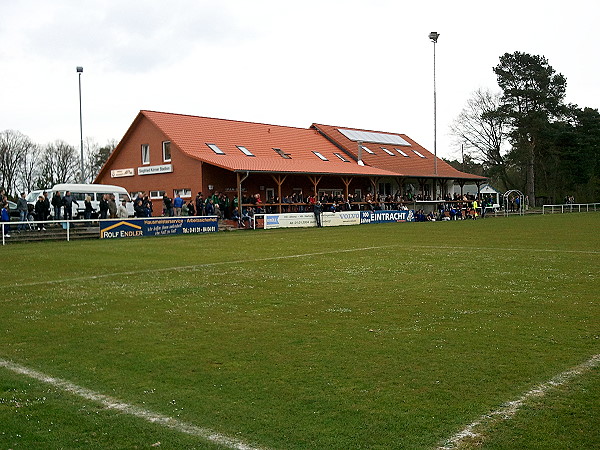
[428,32,439,183]
[76,66,84,183]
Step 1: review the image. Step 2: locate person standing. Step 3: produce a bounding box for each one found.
[1,202,10,237]
[108,194,117,219]
[117,200,128,218]
[195,192,204,216]
[313,201,323,227]
[34,196,47,230]
[51,191,62,220]
[62,191,79,221]
[99,194,109,219]
[173,194,184,216]
[162,193,173,217]
[17,192,28,231]
[84,195,94,220]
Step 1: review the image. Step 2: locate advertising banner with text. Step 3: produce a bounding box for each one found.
[360,210,415,224]
[100,216,218,239]
[264,212,360,229]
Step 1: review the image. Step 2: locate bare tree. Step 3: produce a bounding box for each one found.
[0,129,34,197]
[450,88,512,189]
[84,138,117,183]
[37,140,79,187]
[19,142,42,193]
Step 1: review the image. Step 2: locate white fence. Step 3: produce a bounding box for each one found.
[542,203,600,214]
[1,218,99,245]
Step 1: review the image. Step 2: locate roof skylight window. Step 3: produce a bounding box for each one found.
[236,145,255,157]
[381,147,395,156]
[334,153,350,162]
[206,143,225,155]
[413,150,426,158]
[395,148,409,157]
[361,145,374,154]
[313,151,328,161]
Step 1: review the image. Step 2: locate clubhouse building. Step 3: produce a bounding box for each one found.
[95,110,486,213]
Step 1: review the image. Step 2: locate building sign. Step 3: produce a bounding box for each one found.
[137,164,173,176]
[100,216,218,239]
[263,211,360,229]
[360,210,415,224]
[111,168,134,178]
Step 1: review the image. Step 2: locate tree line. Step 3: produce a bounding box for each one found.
[0,131,115,199]
[448,51,600,205]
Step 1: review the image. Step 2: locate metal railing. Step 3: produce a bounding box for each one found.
[542,203,600,214]
[1,218,100,245]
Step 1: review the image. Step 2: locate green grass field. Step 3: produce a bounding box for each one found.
[1,213,598,449]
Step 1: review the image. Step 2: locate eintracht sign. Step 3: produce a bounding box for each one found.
[137,164,173,176]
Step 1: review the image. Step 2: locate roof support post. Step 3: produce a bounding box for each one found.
[307,175,322,197]
[395,177,405,200]
[456,179,466,197]
[237,171,250,214]
[270,174,287,213]
[475,180,483,200]
[369,177,379,203]
[341,176,353,202]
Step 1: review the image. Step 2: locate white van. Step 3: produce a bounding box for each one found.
[27,183,134,219]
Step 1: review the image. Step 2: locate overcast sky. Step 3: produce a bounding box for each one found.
[1,0,598,160]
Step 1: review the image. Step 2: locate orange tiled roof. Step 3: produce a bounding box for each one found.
[139,111,399,177]
[311,123,485,181]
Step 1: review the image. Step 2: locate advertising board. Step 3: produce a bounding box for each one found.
[100,216,218,239]
[264,211,360,229]
[360,210,415,224]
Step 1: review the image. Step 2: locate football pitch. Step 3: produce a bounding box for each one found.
[1,213,598,449]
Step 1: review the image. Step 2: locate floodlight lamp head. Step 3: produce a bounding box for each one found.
[428,32,439,43]
[76,66,83,73]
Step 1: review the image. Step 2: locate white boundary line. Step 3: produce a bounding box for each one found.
[16,245,389,288]
[13,244,599,289]
[438,354,600,449]
[0,358,265,450]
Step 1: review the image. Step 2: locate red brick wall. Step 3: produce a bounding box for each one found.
[96,116,204,215]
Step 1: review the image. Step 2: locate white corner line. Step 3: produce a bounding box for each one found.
[0,358,265,450]
[437,354,600,449]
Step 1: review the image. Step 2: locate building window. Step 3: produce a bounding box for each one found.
[273,148,291,159]
[141,144,150,165]
[162,141,171,162]
[361,145,374,154]
[206,143,225,155]
[236,145,255,157]
[312,151,328,161]
[174,188,192,198]
[334,152,350,162]
[413,150,426,158]
[395,148,409,157]
[150,190,165,199]
[381,147,395,156]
